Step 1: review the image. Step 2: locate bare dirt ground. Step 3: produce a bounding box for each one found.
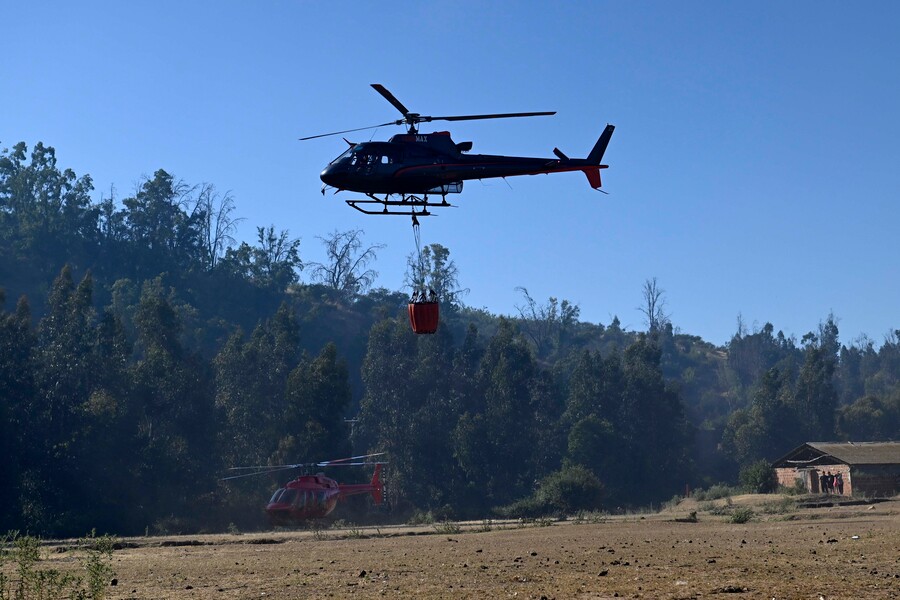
[19,496,900,599]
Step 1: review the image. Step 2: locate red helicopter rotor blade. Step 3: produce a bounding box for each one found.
[318,452,386,466]
[221,465,298,481]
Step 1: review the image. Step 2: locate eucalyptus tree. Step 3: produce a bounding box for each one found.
[0,292,35,530]
[130,282,216,524]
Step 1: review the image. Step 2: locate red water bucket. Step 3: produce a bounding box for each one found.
[408,301,439,334]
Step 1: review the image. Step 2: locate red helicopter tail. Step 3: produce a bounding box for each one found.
[582,124,615,190]
[582,167,604,189]
[370,463,383,505]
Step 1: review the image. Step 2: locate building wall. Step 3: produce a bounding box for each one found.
[775,465,851,495]
[850,465,900,497]
[775,467,806,490]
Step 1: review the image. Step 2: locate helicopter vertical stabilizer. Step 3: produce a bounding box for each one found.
[588,124,615,164]
[370,464,383,505]
[581,124,615,189]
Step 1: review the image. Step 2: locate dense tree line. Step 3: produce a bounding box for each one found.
[1,141,898,536]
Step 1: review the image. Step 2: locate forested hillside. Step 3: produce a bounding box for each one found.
[2,142,898,536]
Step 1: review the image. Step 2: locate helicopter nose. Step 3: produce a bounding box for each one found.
[320,166,339,187]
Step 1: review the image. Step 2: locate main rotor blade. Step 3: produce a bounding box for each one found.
[432,111,556,122]
[299,122,397,141]
[320,452,386,465]
[221,465,298,481]
[314,461,386,467]
[371,84,411,117]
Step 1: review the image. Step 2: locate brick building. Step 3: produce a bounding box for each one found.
[771,441,900,497]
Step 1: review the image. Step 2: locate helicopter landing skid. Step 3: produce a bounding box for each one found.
[345,194,453,217]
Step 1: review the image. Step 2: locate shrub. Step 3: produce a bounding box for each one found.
[693,484,739,501]
[760,497,796,515]
[739,460,778,494]
[729,507,755,524]
[497,465,604,518]
[407,511,435,526]
[777,480,807,496]
[0,530,117,600]
[433,521,461,535]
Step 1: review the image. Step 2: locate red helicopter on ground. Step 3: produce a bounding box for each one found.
[223,453,385,525]
[302,84,615,218]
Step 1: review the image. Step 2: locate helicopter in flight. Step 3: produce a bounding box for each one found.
[223,453,385,525]
[302,84,615,218]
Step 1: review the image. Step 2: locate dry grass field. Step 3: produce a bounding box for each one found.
[11,495,900,599]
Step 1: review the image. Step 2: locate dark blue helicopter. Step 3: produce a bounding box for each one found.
[303,84,614,217]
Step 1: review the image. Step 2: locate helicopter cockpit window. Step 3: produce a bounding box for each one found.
[351,152,375,166]
[279,488,298,505]
[269,488,285,504]
[329,145,357,165]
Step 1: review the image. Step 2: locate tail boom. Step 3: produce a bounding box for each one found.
[337,463,384,505]
[538,124,614,189]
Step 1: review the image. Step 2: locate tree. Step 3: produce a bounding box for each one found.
[21,267,108,534]
[453,319,541,508]
[130,282,216,527]
[307,229,384,299]
[0,292,35,530]
[836,395,900,441]
[837,336,876,405]
[514,287,580,359]
[194,183,242,270]
[405,243,467,307]
[0,142,98,275]
[722,364,803,468]
[356,317,428,510]
[564,349,624,427]
[35,267,97,442]
[727,321,799,394]
[219,226,302,290]
[739,459,777,493]
[566,415,628,503]
[278,343,353,463]
[792,317,840,441]
[498,464,604,517]
[637,277,670,334]
[617,336,692,503]
[214,303,301,466]
[122,169,201,274]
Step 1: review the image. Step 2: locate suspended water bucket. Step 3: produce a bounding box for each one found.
[408,292,439,334]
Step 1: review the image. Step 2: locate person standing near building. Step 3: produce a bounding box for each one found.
[835,472,844,495]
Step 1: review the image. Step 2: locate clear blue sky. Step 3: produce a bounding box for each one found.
[3,2,898,347]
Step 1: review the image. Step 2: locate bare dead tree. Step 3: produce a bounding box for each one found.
[515,286,580,358]
[638,276,670,333]
[194,183,242,269]
[308,229,385,298]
